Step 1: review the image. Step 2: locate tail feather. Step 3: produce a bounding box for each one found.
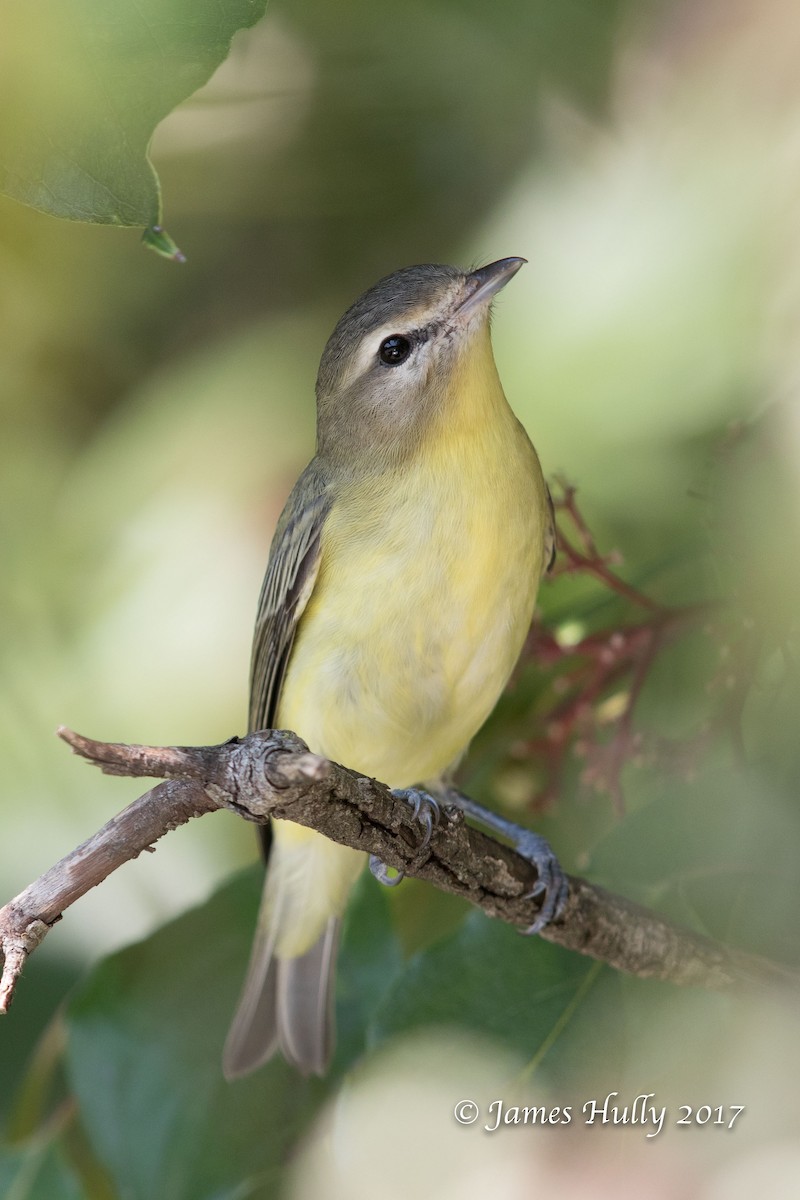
[222,937,280,1080]
[223,878,285,1080]
[224,827,362,1079]
[223,916,340,1080]
[276,919,340,1075]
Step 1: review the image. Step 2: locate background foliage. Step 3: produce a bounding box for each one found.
[2,0,800,1196]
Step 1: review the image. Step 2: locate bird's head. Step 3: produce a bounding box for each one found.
[315,258,525,466]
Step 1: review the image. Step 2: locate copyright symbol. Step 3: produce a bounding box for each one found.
[454,1100,479,1125]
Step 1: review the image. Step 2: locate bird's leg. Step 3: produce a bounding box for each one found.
[443,789,569,933]
[368,787,441,887]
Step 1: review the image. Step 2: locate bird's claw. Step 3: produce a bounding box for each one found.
[515,830,569,934]
[391,787,440,853]
[369,788,441,887]
[369,854,404,887]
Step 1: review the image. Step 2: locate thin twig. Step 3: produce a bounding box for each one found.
[0,727,795,1013]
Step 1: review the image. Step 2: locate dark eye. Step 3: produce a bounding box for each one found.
[378,335,412,366]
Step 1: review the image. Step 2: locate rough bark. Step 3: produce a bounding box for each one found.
[0,726,794,1012]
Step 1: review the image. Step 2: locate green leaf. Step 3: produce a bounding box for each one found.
[64,865,403,1199]
[588,757,800,962]
[0,0,268,230]
[65,868,310,1200]
[0,1139,83,1200]
[330,872,404,1074]
[369,911,617,1087]
[366,902,752,1110]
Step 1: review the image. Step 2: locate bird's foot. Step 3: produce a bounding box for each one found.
[444,789,568,933]
[369,854,404,887]
[513,829,569,933]
[392,786,441,852]
[368,787,441,888]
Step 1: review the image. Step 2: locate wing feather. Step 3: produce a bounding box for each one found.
[224,464,336,1079]
[248,465,331,734]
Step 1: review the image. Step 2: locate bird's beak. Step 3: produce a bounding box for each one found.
[453,257,527,320]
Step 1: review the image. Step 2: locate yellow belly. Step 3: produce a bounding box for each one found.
[276,415,547,789]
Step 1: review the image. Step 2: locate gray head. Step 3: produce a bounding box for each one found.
[315,259,525,466]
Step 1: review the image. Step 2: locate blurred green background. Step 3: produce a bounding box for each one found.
[2,0,800,1196]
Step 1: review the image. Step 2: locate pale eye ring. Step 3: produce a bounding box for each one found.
[378,335,412,366]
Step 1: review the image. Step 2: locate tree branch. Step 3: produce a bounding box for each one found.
[0,726,794,1013]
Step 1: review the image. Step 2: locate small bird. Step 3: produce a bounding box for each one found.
[223,258,564,1080]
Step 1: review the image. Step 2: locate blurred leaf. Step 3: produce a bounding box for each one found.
[588,758,800,964]
[249,0,626,291]
[0,1138,83,1200]
[369,910,616,1086]
[1,959,77,1136]
[65,867,309,1200]
[0,0,268,229]
[744,643,800,791]
[63,864,403,1199]
[331,872,403,1073]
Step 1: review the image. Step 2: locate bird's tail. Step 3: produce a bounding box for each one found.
[223,825,362,1078]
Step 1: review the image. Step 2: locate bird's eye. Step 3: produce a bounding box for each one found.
[378,335,412,366]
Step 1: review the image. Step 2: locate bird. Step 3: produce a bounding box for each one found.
[223,258,564,1080]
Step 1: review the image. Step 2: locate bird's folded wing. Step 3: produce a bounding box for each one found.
[249,463,331,734]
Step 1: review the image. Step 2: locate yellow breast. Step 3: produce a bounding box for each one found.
[277,396,549,790]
